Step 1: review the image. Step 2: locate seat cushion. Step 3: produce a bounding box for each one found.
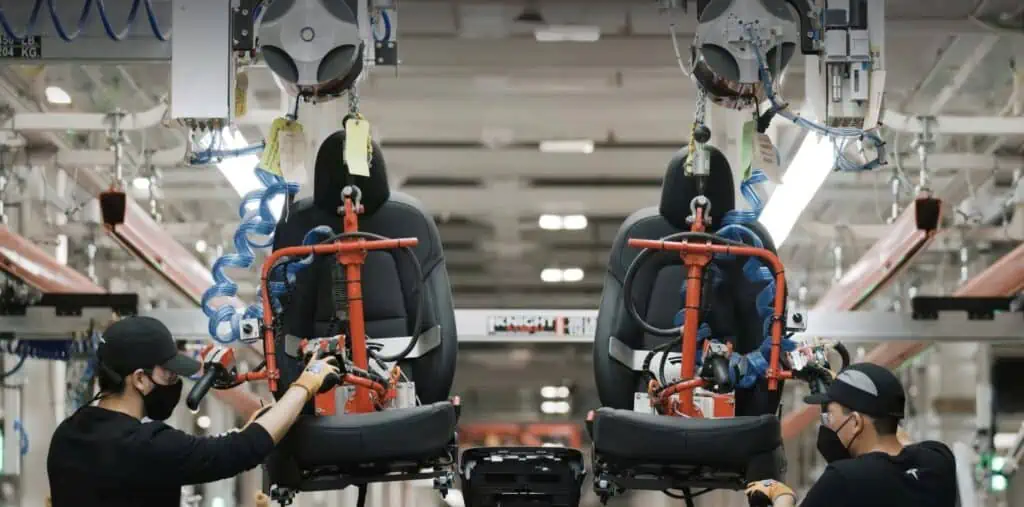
[286,401,457,468]
[590,408,781,467]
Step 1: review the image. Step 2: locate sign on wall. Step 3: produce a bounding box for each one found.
[485,315,596,337]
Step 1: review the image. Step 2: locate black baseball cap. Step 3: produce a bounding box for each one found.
[98,316,201,379]
[804,362,906,419]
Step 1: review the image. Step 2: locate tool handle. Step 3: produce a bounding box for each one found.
[187,365,219,410]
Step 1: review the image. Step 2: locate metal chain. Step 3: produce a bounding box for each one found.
[347,85,360,116]
[685,86,709,175]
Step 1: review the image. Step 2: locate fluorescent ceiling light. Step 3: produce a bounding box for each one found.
[758,134,837,246]
[131,177,151,190]
[539,139,594,154]
[561,267,584,282]
[534,25,600,42]
[540,385,571,399]
[540,267,584,283]
[540,268,564,283]
[44,85,72,105]
[538,214,563,230]
[212,128,284,220]
[561,214,588,230]
[540,400,571,414]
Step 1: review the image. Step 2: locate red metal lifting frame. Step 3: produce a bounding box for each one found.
[628,207,793,417]
[253,196,417,415]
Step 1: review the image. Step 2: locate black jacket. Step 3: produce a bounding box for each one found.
[801,441,958,507]
[47,406,274,507]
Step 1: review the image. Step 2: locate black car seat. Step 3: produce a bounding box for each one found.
[589,146,785,493]
[265,130,459,492]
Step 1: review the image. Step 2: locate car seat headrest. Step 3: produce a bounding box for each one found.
[313,129,389,216]
[658,145,736,231]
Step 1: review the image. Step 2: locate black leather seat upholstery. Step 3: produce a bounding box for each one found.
[589,147,785,491]
[593,147,783,416]
[266,131,458,489]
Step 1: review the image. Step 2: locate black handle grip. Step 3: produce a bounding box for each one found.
[834,342,851,369]
[187,366,218,411]
[747,491,774,507]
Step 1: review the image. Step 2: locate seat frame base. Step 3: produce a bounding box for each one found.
[460,447,586,507]
[269,459,457,505]
[592,458,746,503]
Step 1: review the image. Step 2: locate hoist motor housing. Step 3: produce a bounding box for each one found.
[691,0,814,110]
[257,0,367,101]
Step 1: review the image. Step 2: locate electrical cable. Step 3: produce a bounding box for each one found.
[743,25,886,173]
[0,0,169,42]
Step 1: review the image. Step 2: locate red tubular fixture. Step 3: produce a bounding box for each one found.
[628,229,788,415]
[0,225,104,293]
[780,242,1024,440]
[814,206,940,311]
[258,200,418,414]
[106,200,240,308]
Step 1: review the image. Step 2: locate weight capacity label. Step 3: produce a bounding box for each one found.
[0,36,42,59]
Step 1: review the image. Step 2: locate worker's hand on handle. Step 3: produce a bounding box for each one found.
[745,480,796,507]
[250,356,340,444]
[290,355,342,401]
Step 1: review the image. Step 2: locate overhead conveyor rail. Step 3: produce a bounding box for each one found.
[781,242,1024,440]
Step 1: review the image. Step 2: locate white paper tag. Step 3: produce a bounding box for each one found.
[343,117,371,177]
[754,132,781,183]
[278,129,308,186]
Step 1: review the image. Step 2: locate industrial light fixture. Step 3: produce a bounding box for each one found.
[540,267,585,283]
[44,85,72,105]
[541,385,571,399]
[758,134,837,246]
[539,139,594,154]
[194,239,208,254]
[534,25,601,42]
[538,214,588,231]
[212,128,285,220]
[131,177,151,191]
[540,400,571,415]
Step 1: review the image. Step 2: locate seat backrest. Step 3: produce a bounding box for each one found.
[593,146,779,412]
[270,131,457,405]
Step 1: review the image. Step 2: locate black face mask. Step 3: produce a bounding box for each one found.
[142,378,183,421]
[816,415,857,463]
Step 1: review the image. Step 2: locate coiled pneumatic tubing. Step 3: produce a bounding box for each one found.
[201,168,302,344]
[0,0,169,42]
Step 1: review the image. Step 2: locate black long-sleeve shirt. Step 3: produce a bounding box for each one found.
[47,406,275,507]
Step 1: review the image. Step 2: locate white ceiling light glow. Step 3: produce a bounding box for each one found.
[758,134,838,246]
[540,400,571,414]
[131,177,151,191]
[44,85,72,105]
[539,139,594,154]
[540,268,564,283]
[540,267,584,283]
[561,214,588,230]
[534,25,600,43]
[210,128,285,220]
[538,214,589,231]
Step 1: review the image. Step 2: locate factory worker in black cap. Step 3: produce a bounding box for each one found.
[47,316,340,507]
[744,362,958,507]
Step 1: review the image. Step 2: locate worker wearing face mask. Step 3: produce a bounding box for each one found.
[47,316,341,507]
[744,363,957,507]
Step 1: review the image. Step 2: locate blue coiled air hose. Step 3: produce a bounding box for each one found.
[0,0,169,42]
[201,168,299,344]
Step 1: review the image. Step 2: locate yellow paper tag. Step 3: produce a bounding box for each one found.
[234,71,249,119]
[344,117,372,177]
[278,127,308,186]
[754,132,781,183]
